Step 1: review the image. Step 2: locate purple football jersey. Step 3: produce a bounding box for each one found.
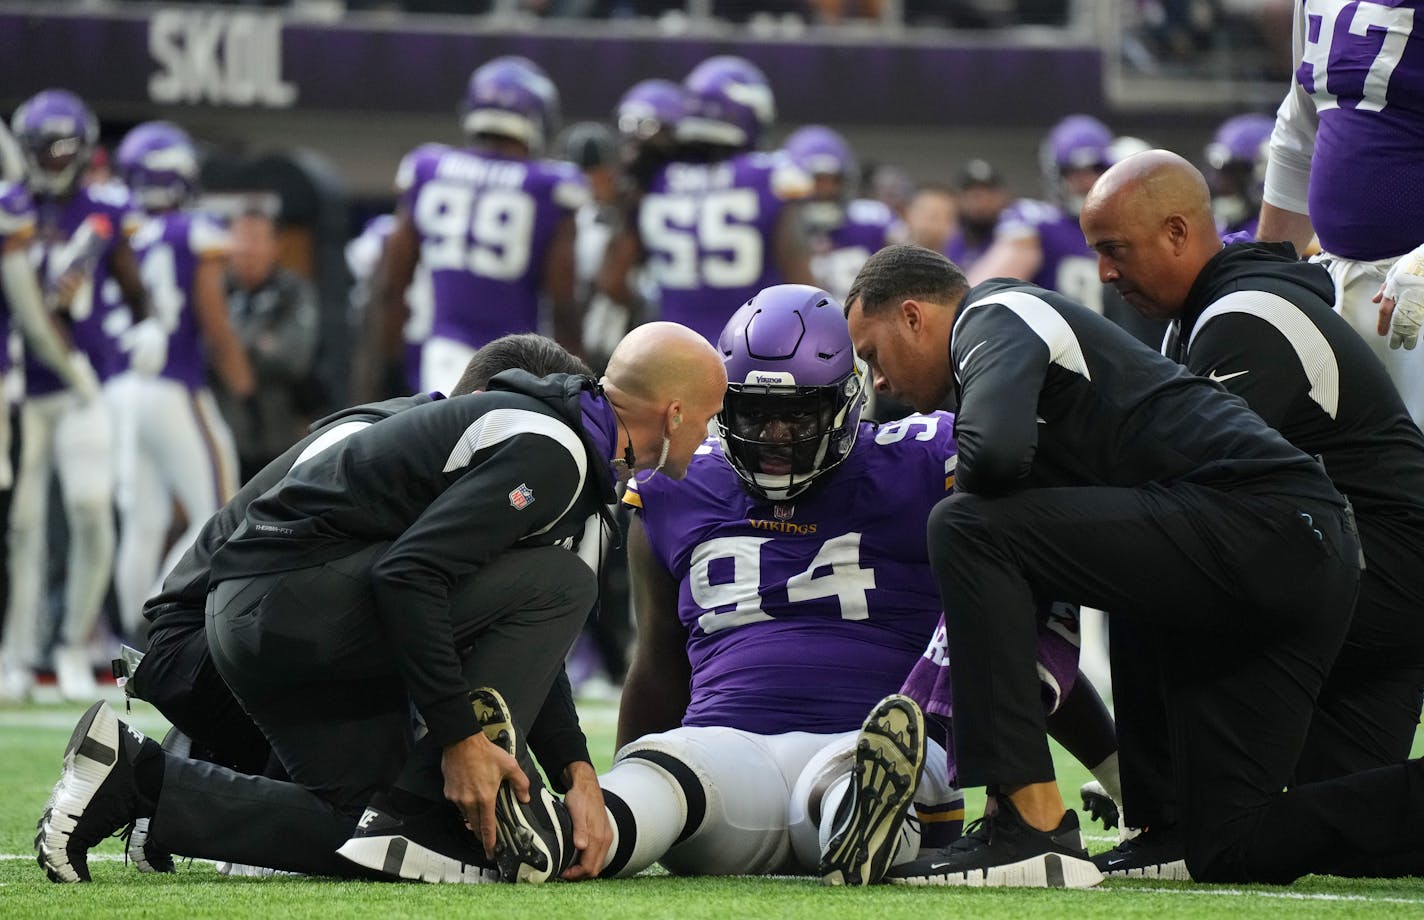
[809,199,904,301]
[625,413,956,735]
[640,152,812,343]
[0,182,37,372]
[944,232,990,276]
[1298,0,1424,259]
[126,210,231,389]
[994,198,1104,314]
[25,181,139,394]
[398,144,588,350]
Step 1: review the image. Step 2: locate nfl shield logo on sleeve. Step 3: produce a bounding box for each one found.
[508,483,535,510]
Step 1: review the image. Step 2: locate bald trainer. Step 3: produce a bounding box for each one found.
[1080,150,1424,879]
[39,324,726,885]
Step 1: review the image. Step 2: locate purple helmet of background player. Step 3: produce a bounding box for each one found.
[11,89,99,197]
[462,56,561,156]
[617,79,686,145]
[115,121,198,212]
[678,55,775,151]
[784,125,858,189]
[1204,113,1274,229]
[784,125,858,230]
[1039,113,1112,214]
[717,284,867,501]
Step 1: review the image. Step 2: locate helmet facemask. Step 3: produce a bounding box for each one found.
[718,368,866,502]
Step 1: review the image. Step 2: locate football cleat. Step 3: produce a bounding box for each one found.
[886,796,1102,889]
[1091,825,1191,880]
[36,701,154,883]
[336,793,500,884]
[819,694,926,886]
[473,687,576,884]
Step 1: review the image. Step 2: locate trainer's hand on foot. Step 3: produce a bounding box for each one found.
[442,732,529,857]
[560,761,612,880]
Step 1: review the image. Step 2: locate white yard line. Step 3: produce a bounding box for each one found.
[1091,884,1424,905]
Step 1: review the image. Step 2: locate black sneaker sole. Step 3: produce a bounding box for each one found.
[336,833,501,884]
[36,701,118,883]
[819,694,926,886]
[471,687,568,885]
[887,851,1104,888]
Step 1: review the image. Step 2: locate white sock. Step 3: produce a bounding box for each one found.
[598,759,687,878]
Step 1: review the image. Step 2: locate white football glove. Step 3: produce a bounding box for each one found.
[1384,246,1424,350]
[67,351,100,403]
[120,316,169,376]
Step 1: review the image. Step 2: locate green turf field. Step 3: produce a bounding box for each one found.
[3,695,1421,918]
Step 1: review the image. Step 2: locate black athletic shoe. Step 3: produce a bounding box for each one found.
[36,701,155,883]
[473,687,575,884]
[886,796,1103,888]
[127,727,190,874]
[336,793,501,884]
[1091,825,1191,880]
[819,694,926,886]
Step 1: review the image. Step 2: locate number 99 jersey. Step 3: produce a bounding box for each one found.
[396,143,589,349]
[639,152,811,344]
[624,413,957,735]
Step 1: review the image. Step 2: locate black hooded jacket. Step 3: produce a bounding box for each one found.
[210,371,619,749]
[1166,242,1424,538]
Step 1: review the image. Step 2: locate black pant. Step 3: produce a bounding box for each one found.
[930,483,1422,882]
[1113,515,1424,853]
[129,619,274,776]
[147,543,594,877]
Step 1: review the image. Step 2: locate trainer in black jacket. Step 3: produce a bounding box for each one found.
[55,323,727,884]
[131,337,596,788]
[1080,150,1424,877]
[844,243,1419,887]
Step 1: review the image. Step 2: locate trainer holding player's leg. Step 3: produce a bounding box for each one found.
[843,244,1423,886]
[36,323,727,884]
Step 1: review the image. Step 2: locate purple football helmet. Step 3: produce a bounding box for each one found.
[783,125,858,184]
[462,56,560,156]
[115,121,198,212]
[617,79,686,143]
[717,284,867,501]
[1205,113,1274,171]
[11,89,99,196]
[1039,114,1112,213]
[679,56,775,151]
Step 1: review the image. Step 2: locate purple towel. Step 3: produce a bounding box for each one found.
[900,602,1082,786]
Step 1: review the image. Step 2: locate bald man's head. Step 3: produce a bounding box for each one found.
[602,322,727,480]
[1080,149,1223,321]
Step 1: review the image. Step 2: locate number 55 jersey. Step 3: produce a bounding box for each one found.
[397,143,588,349]
[625,413,956,735]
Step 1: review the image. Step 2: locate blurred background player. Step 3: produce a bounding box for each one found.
[362,56,588,398]
[346,213,433,395]
[1203,113,1273,239]
[109,120,254,645]
[1258,0,1424,425]
[0,120,105,699]
[4,89,162,701]
[556,121,622,369]
[945,159,1010,277]
[607,55,815,344]
[219,205,320,484]
[968,113,1112,315]
[591,78,688,352]
[901,183,958,261]
[784,124,905,302]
